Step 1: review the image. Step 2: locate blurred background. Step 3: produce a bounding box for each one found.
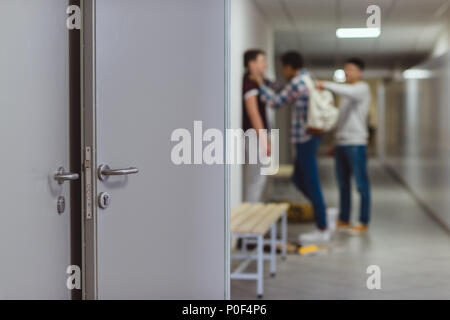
[230,0,450,299]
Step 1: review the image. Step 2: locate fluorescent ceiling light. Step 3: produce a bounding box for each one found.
[403,69,433,79]
[333,69,346,83]
[336,28,381,38]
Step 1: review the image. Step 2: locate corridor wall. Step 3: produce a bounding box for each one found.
[380,53,450,229]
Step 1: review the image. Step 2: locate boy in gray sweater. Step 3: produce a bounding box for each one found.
[317,58,371,235]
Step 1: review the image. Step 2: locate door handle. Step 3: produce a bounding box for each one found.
[98,164,139,181]
[54,167,80,185]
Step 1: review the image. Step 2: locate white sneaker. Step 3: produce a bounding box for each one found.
[326,207,339,232]
[298,229,331,244]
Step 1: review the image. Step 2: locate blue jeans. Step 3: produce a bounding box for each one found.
[291,137,327,230]
[335,145,371,225]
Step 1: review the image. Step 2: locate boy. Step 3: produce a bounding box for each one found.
[317,58,372,235]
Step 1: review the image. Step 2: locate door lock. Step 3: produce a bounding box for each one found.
[98,192,111,209]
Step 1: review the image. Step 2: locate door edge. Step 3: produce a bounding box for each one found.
[224,0,231,301]
[81,0,98,300]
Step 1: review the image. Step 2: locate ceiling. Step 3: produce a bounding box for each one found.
[253,0,450,69]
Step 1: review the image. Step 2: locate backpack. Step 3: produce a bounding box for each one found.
[300,73,339,135]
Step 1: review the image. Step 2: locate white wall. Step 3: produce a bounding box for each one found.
[230,0,274,209]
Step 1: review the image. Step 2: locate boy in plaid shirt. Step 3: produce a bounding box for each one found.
[251,51,332,243]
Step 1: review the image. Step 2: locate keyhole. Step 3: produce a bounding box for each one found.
[99,192,111,209]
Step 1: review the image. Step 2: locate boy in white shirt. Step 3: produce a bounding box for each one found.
[317,58,371,235]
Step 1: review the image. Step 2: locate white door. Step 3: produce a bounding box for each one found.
[85,0,228,299]
[0,0,73,299]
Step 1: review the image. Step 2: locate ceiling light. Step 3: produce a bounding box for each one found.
[402,69,433,79]
[333,69,346,83]
[336,28,381,38]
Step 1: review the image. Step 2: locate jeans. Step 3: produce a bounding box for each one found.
[335,145,371,225]
[291,137,327,230]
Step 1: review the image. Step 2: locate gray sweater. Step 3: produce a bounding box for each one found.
[323,81,371,146]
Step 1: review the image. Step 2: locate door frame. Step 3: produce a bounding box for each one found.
[81,0,98,300]
[80,0,231,300]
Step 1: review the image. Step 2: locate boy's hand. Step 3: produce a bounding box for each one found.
[259,132,271,157]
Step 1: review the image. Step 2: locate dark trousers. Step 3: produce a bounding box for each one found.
[335,145,371,225]
[291,137,327,230]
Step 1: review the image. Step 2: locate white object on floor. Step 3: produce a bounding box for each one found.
[299,229,331,244]
[327,207,339,232]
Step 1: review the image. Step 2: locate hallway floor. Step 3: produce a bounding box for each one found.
[231,158,450,300]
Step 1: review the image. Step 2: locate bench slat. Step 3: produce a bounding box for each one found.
[231,203,289,235]
[251,204,288,234]
[231,202,252,219]
[233,204,275,234]
[230,203,265,232]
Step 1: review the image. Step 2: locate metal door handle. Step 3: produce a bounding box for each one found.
[98,164,139,181]
[54,167,80,185]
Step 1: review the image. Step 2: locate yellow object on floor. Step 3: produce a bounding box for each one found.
[298,245,321,256]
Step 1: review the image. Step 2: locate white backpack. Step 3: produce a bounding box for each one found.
[300,74,339,134]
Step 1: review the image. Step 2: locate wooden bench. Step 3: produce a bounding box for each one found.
[230,202,289,298]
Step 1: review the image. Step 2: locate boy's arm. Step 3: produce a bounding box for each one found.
[322,81,367,101]
[264,79,283,91]
[259,77,306,109]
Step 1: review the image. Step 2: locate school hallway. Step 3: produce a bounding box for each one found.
[4,0,450,301]
[231,158,450,300]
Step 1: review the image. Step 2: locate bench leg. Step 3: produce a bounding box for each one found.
[270,223,277,277]
[281,212,287,260]
[257,234,264,298]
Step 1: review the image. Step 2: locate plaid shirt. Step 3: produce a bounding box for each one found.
[260,69,311,144]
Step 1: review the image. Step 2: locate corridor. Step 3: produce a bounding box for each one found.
[232,158,450,300]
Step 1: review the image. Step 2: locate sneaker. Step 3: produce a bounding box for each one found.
[347,224,369,236]
[326,208,339,232]
[337,220,351,232]
[298,229,331,244]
